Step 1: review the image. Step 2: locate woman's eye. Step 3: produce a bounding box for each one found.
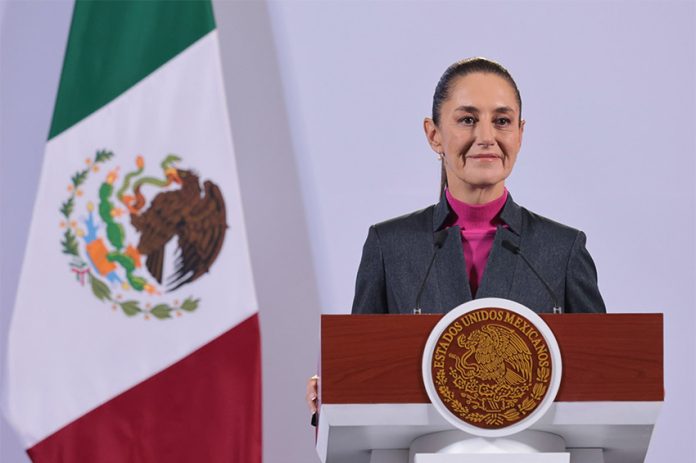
[495,118,511,126]
[460,116,476,125]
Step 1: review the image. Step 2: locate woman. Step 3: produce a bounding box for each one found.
[307,57,605,413]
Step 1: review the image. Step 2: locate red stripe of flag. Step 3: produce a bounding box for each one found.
[27,314,261,463]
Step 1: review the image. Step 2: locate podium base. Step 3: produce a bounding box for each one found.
[319,402,653,463]
[368,449,603,463]
[409,430,568,463]
[412,455,569,463]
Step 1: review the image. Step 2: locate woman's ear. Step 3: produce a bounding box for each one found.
[423,118,442,154]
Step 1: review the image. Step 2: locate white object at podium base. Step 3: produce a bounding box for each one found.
[317,402,658,463]
[369,449,604,463]
[410,430,567,463]
[414,455,568,463]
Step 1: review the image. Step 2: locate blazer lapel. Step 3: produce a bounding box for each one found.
[476,226,520,299]
[433,225,472,310]
[477,194,524,299]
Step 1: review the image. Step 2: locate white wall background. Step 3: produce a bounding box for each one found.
[1,1,694,462]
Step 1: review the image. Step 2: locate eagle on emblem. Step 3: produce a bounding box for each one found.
[124,159,227,292]
[451,324,533,387]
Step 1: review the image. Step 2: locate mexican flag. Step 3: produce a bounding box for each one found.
[1,1,261,461]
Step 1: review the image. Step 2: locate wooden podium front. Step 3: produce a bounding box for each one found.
[316,314,663,463]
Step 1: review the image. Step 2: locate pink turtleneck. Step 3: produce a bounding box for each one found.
[445,189,508,296]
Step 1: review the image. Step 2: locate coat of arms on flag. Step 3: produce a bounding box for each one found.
[59,150,228,320]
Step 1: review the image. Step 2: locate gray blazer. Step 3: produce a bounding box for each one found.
[352,194,605,314]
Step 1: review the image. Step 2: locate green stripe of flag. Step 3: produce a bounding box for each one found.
[49,0,215,140]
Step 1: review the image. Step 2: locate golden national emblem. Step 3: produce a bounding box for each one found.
[430,306,553,430]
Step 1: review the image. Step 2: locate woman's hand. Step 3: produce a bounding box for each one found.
[306,375,319,413]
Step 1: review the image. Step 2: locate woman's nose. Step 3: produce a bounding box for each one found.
[475,121,495,146]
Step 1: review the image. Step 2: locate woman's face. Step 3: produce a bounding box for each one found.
[425,72,524,201]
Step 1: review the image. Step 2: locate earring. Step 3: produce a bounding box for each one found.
[437,152,444,161]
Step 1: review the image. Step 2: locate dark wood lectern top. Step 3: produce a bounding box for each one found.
[320,314,663,404]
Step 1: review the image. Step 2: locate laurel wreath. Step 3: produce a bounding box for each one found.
[89,272,200,319]
[433,363,551,426]
[60,149,200,320]
[60,150,112,257]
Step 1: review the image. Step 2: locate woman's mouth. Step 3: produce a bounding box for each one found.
[467,153,501,161]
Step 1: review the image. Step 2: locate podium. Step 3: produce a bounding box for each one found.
[316,314,663,463]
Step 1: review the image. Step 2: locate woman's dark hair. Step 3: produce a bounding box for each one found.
[432,57,522,126]
[433,57,522,197]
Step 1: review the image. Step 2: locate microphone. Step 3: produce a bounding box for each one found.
[413,230,449,314]
[501,240,563,314]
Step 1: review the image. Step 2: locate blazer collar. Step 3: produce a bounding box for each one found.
[433,190,522,235]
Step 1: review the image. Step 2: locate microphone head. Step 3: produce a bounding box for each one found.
[502,239,520,254]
